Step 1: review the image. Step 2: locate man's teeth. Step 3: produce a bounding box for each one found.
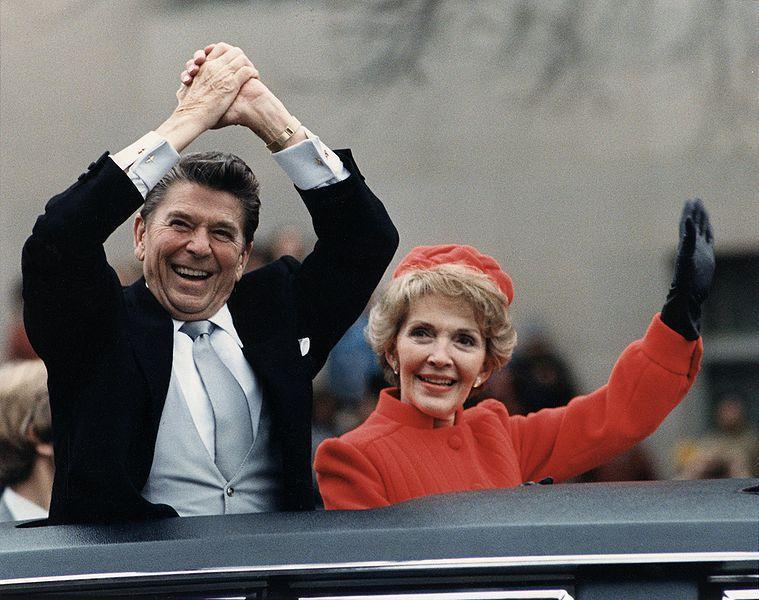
[418,375,455,386]
[173,266,210,278]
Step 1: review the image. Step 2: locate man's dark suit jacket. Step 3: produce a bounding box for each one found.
[22,150,398,524]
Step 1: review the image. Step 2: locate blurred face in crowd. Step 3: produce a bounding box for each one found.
[714,396,746,433]
[133,182,252,321]
[388,294,491,427]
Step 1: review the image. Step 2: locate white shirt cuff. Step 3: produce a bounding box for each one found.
[271,129,350,190]
[109,132,180,199]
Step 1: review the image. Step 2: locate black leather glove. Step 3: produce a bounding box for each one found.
[660,199,715,340]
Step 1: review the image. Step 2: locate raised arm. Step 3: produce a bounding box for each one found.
[505,201,714,483]
[183,46,399,373]
[22,44,255,366]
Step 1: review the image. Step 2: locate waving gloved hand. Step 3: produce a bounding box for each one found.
[660,199,715,340]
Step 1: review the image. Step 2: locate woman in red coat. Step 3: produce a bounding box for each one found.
[315,201,714,510]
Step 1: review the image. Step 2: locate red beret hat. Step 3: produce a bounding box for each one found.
[393,244,514,305]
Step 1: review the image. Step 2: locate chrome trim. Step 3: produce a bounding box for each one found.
[722,591,759,600]
[303,592,574,600]
[711,575,759,583]
[0,551,757,588]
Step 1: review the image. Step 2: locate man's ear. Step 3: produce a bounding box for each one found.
[133,214,146,262]
[236,241,253,281]
[25,426,53,459]
[35,441,54,459]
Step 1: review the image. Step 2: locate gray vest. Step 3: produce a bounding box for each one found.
[0,497,14,522]
[141,371,283,516]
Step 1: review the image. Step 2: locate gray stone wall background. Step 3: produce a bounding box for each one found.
[1,1,757,475]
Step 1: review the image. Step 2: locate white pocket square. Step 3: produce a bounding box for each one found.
[298,337,310,357]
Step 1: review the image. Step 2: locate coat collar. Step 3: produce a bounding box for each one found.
[171,304,243,348]
[375,387,464,429]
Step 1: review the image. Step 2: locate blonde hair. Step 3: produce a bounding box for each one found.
[0,360,50,486]
[366,264,517,386]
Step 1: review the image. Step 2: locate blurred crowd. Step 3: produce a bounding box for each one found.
[2,225,757,519]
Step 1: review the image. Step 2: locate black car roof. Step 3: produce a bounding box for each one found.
[1,478,757,588]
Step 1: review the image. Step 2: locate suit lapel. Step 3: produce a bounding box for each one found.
[123,279,174,428]
[240,330,313,508]
[218,275,315,509]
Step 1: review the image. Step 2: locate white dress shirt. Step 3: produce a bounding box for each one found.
[171,305,263,458]
[1,487,48,521]
[110,128,349,198]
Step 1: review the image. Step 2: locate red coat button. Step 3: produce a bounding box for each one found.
[448,435,462,450]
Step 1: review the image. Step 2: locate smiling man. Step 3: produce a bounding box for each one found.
[22,44,398,524]
[133,167,255,321]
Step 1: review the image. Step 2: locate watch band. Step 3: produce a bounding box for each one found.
[266,116,302,153]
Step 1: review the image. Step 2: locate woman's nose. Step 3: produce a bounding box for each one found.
[427,341,453,367]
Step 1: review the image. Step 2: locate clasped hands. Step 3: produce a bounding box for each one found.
[160,43,303,151]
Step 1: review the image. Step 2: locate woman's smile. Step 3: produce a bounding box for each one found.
[389,294,491,427]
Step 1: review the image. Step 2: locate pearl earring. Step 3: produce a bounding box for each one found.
[474,377,482,388]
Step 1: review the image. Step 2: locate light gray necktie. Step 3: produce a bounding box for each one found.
[180,320,253,481]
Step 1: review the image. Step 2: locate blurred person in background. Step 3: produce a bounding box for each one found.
[326,306,383,411]
[466,327,577,415]
[507,334,578,413]
[244,239,274,274]
[312,391,341,461]
[0,360,52,521]
[676,394,758,479]
[574,445,658,482]
[115,260,145,287]
[269,225,308,262]
[332,372,388,436]
[316,200,714,509]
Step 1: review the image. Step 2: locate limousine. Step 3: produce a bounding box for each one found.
[1,477,757,599]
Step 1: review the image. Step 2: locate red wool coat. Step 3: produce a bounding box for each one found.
[315,315,702,510]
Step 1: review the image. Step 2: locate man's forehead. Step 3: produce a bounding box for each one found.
[155,182,244,224]
[162,207,241,229]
